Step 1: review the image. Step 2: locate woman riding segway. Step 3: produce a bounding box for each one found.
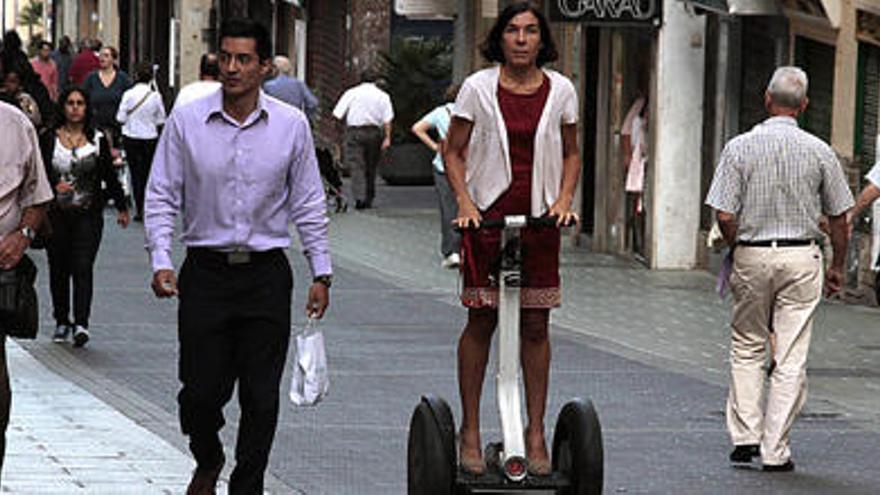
[443,2,581,477]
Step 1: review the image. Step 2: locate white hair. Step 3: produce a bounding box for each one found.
[766,66,808,108]
[273,56,293,76]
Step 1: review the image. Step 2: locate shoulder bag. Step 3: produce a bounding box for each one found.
[0,254,39,339]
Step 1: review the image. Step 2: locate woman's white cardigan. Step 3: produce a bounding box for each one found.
[452,65,579,217]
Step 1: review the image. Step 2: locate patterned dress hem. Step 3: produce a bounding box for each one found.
[460,287,561,309]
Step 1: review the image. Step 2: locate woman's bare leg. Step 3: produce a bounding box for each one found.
[521,308,551,467]
[458,308,498,468]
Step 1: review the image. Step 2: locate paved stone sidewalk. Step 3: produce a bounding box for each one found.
[2,340,210,493]
[328,190,880,431]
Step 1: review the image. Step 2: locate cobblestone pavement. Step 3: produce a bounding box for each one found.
[2,184,879,494]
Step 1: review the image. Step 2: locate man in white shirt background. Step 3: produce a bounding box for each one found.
[173,53,221,110]
[332,69,394,210]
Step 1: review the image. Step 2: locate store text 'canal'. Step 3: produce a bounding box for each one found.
[556,0,660,20]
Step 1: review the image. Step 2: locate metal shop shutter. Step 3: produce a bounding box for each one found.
[856,42,880,173]
[795,36,835,143]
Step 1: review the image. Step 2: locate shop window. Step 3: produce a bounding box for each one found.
[738,18,780,133]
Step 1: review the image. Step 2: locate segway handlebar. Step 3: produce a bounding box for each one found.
[455,215,574,231]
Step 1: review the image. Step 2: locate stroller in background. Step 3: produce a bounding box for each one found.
[316,147,348,213]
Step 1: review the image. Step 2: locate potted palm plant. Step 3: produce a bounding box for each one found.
[376,37,452,186]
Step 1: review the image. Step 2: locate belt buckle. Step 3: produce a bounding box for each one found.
[227,251,251,265]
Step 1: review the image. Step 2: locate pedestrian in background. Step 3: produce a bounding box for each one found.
[332,68,394,210]
[31,40,58,101]
[1,69,41,127]
[847,154,880,226]
[174,53,220,109]
[706,66,853,472]
[83,46,132,145]
[1,30,53,127]
[145,18,331,494]
[117,61,166,222]
[0,100,53,472]
[411,83,462,269]
[263,55,317,118]
[40,86,131,347]
[51,36,73,93]
[443,2,581,476]
[67,39,100,87]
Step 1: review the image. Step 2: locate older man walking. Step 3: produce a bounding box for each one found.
[332,69,393,210]
[0,100,53,475]
[706,66,853,472]
[263,55,317,118]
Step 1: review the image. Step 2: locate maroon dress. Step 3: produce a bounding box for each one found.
[460,76,561,309]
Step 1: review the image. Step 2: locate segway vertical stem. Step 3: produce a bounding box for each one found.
[496,216,528,481]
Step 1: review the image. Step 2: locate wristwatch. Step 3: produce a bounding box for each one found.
[20,226,35,242]
[313,274,333,288]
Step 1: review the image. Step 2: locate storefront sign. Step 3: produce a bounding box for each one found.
[548,0,663,27]
[395,0,456,18]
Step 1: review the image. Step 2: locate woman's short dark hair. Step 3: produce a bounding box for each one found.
[219,18,272,62]
[480,2,558,68]
[133,61,153,83]
[55,86,97,141]
[103,45,118,60]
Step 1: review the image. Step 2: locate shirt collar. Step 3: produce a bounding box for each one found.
[204,89,270,127]
[764,115,799,127]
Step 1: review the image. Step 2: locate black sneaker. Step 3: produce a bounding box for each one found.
[763,460,795,472]
[730,444,760,463]
[72,325,90,348]
[52,324,71,343]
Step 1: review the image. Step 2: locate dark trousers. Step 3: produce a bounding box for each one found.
[344,126,383,204]
[0,335,9,477]
[123,137,157,218]
[46,208,104,327]
[177,249,292,495]
[433,170,461,257]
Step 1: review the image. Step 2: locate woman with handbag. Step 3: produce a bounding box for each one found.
[442,2,581,476]
[117,62,166,222]
[40,86,130,347]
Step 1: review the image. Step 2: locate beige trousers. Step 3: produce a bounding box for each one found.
[726,244,823,465]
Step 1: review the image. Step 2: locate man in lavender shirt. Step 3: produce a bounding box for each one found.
[144,18,331,495]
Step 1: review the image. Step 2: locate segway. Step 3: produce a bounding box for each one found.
[407,215,603,494]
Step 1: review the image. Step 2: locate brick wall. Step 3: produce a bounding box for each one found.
[349,0,391,78]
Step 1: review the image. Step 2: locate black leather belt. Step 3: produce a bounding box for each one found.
[737,239,816,247]
[187,247,282,265]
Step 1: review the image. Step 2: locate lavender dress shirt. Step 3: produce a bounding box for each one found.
[144,88,331,277]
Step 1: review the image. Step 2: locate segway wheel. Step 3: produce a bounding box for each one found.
[874,271,880,305]
[552,399,603,495]
[407,395,456,495]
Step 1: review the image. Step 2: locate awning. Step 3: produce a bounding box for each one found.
[686,0,783,16]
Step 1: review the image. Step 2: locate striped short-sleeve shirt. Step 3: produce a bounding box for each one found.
[705,116,854,242]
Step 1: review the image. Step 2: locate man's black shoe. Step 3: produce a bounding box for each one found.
[763,460,795,472]
[186,460,223,495]
[729,444,760,463]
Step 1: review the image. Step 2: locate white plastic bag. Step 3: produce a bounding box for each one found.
[289,318,329,407]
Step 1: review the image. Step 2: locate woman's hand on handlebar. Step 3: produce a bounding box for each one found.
[548,198,580,228]
[454,199,482,229]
